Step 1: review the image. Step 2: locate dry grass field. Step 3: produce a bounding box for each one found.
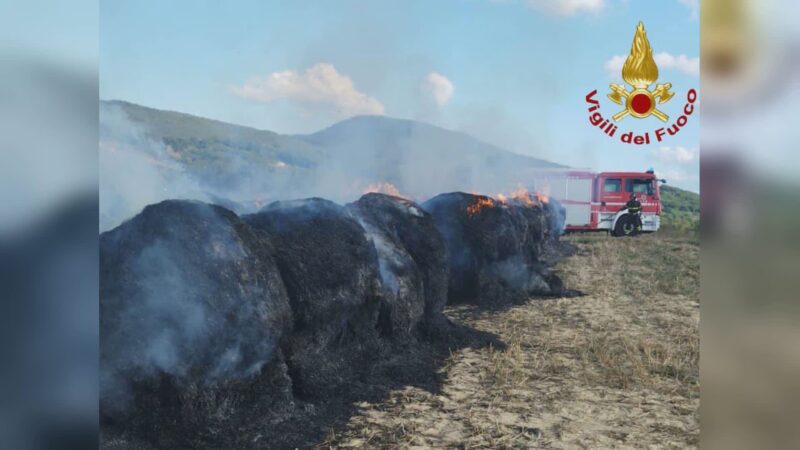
[317,233,699,449]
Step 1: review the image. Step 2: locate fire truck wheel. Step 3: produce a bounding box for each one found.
[614,214,639,237]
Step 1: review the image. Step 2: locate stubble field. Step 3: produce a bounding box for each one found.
[320,233,700,449]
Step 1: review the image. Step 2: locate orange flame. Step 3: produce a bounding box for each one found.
[511,186,536,206]
[363,182,404,198]
[536,182,551,204]
[468,184,552,213]
[467,197,495,216]
[495,185,539,206]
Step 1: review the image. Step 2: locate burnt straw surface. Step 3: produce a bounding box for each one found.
[346,193,450,335]
[422,192,567,307]
[100,200,294,446]
[100,193,565,448]
[245,198,386,401]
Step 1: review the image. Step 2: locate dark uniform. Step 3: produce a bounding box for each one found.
[623,194,642,230]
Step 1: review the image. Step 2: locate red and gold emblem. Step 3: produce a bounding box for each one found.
[608,22,675,122]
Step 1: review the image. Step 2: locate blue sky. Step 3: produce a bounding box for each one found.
[100,0,699,192]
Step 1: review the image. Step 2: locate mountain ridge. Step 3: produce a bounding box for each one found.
[101,100,565,169]
[100,100,698,234]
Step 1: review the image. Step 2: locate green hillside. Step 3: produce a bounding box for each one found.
[101,100,327,172]
[100,100,567,199]
[100,100,701,233]
[659,185,700,233]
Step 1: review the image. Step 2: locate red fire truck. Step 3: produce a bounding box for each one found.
[529,169,665,236]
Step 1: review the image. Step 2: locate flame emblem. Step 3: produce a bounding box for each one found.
[608,22,674,122]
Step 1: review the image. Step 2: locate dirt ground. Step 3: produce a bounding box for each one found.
[317,233,699,449]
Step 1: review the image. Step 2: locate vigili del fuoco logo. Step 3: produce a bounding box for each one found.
[585,22,697,145]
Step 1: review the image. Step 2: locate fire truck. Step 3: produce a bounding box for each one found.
[529,169,665,236]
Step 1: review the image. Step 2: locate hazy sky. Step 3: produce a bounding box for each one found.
[100,0,699,192]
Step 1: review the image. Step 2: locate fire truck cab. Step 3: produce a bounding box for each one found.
[529,169,663,236]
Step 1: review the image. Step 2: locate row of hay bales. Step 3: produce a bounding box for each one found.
[100,192,565,447]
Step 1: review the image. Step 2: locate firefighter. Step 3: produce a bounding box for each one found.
[622,192,643,230]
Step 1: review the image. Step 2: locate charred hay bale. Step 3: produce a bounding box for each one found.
[506,196,567,265]
[244,198,383,399]
[347,193,449,335]
[422,192,563,305]
[100,200,293,445]
[532,197,567,260]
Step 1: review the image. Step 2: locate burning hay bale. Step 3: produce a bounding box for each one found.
[243,198,384,400]
[100,200,294,444]
[347,193,449,335]
[99,191,562,446]
[422,192,566,306]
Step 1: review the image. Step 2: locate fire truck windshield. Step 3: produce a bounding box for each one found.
[625,178,655,195]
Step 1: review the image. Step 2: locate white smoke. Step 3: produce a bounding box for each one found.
[101,202,281,413]
[100,103,561,234]
[100,104,209,231]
